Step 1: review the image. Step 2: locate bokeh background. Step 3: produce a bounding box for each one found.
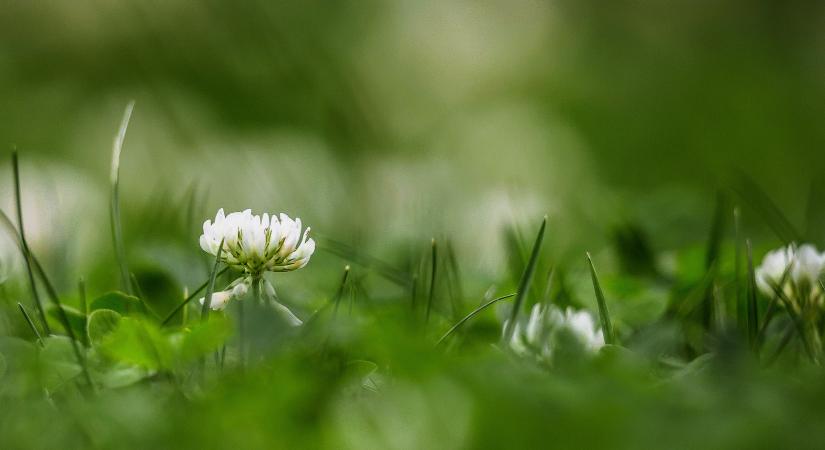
[3,0,825,279]
[2,2,825,449]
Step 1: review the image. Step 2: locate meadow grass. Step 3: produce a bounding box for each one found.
[3,113,825,450]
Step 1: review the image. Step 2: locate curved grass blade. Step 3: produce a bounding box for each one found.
[110,101,135,294]
[0,211,93,387]
[161,266,230,325]
[200,240,225,323]
[11,152,50,334]
[17,302,44,347]
[425,238,437,323]
[503,216,547,342]
[437,293,516,346]
[732,172,801,244]
[318,235,411,288]
[30,252,94,387]
[587,252,616,345]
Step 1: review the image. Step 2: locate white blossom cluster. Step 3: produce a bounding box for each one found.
[755,244,825,299]
[506,303,605,362]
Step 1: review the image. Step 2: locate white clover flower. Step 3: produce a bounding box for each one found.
[755,245,794,296]
[792,244,825,287]
[559,308,606,352]
[756,244,825,297]
[505,304,604,362]
[199,281,249,311]
[200,209,316,276]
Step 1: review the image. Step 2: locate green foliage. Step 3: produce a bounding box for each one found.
[98,316,231,372]
[90,291,147,317]
[47,304,87,345]
[3,2,825,447]
[87,309,122,348]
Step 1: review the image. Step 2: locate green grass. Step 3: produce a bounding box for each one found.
[4,119,825,450]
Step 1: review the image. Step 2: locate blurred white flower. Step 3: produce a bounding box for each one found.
[199,280,249,311]
[199,209,315,276]
[792,244,825,287]
[756,244,825,298]
[506,303,604,362]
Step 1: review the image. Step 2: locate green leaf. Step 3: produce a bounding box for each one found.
[177,316,232,365]
[90,291,146,316]
[92,365,149,389]
[0,337,39,396]
[100,318,173,371]
[87,309,122,348]
[47,305,87,345]
[39,336,83,391]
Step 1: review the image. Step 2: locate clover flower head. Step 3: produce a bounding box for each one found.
[506,304,604,361]
[559,307,606,352]
[199,209,316,276]
[792,244,825,287]
[756,244,825,297]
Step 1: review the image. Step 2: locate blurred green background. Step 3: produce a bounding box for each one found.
[3,0,825,274]
[2,1,825,448]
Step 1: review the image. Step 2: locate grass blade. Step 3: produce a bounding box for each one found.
[734,207,746,334]
[110,101,135,294]
[318,235,412,288]
[700,193,727,329]
[425,238,437,323]
[0,211,94,388]
[333,265,351,316]
[11,152,50,334]
[445,240,464,320]
[745,240,759,348]
[79,277,88,316]
[733,172,801,244]
[503,216,547,342]
[586,252,616,345]
[130,273,146,300]
[161,266,230,325]
[437,293,516,346]
[17,302,44,347]
[200,240,224,323]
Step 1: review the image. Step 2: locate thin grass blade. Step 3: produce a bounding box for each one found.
[17,302,44,347]
[733,172,801,244]
[110,101,136,294]
[161,266,230,325]
[746,240,759,348]
[333,265,351,316]
[587,252,616,345]
[437,293,516,346]
[11,152,50,334]
[78,277,88,316]
[425,238,438,323]
[503,216,546,342]
[200,240,225,323]
[700,193,727,329]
